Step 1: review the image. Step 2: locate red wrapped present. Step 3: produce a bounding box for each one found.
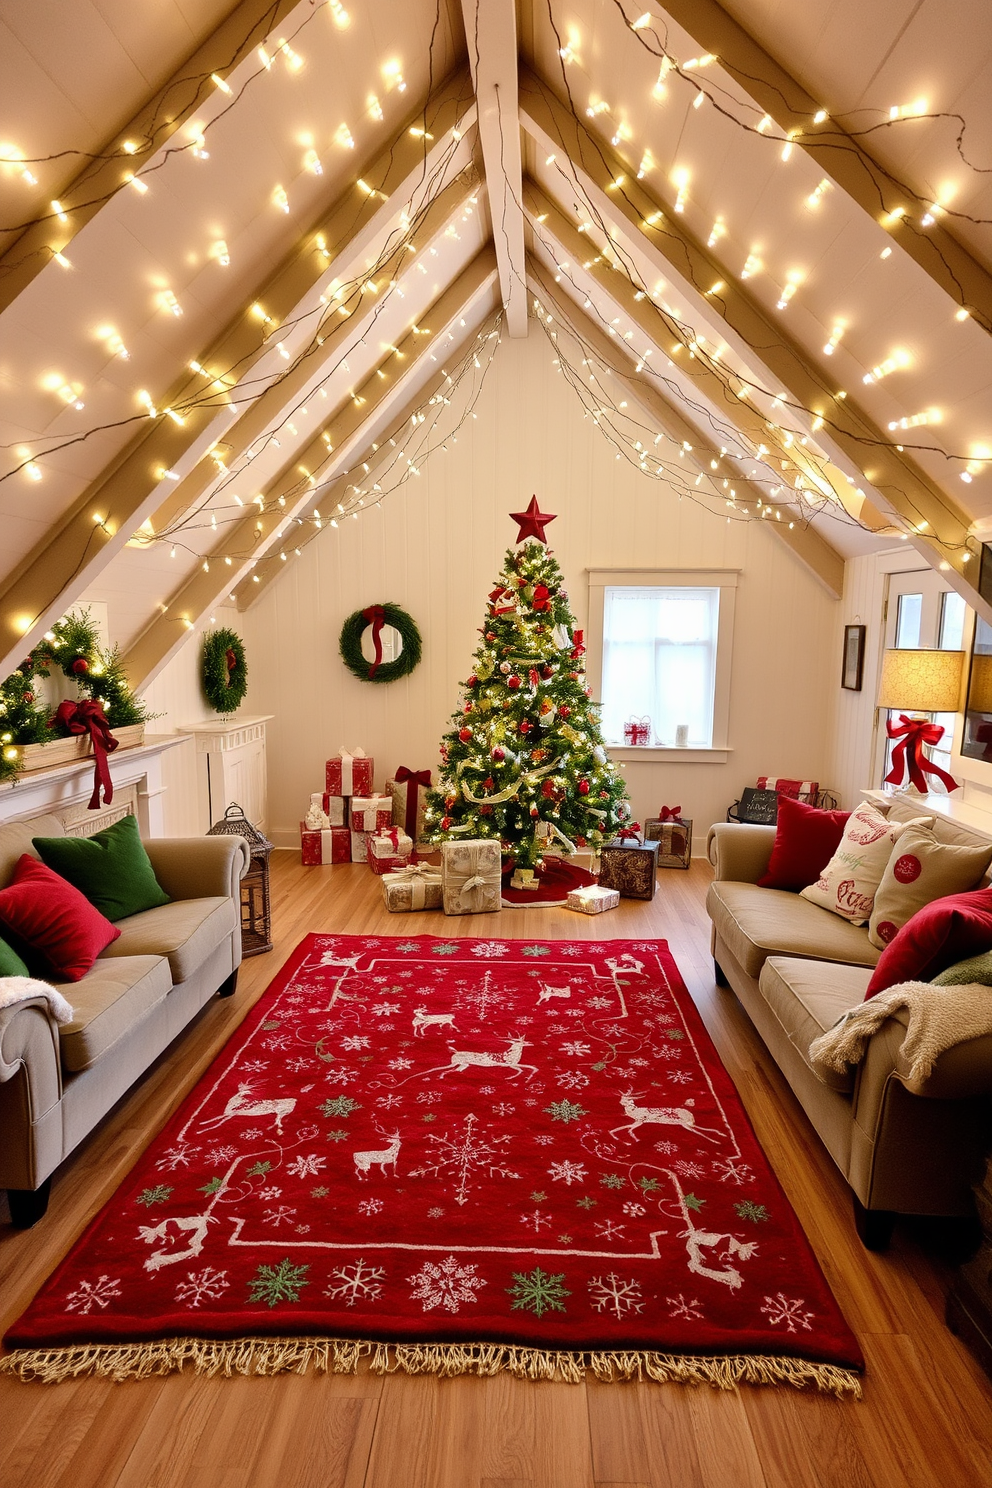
[325,747,374,796]
[623,716,651,746]
[300,823,351,865]
[756,776,818,800]
[350,795,392,833]
[310,792,348,827]
[367,827,414,876]
[386,767,432,844]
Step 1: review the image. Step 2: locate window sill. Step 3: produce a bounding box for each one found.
[607,746,732,765]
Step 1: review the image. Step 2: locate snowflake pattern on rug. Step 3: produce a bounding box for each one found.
[5,936,861,1378]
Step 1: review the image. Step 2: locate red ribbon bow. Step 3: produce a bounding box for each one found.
[616,823,642,842]
[570,628,585,659]
[52,699,119,809]
[224,647,238,678]
[394,765,431,839]
[658,805,683,822]
[884,714,958,794]
[532,584,551,612]
[361,605,387,678]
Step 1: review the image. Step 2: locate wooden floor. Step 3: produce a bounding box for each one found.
[3,852,992,1488]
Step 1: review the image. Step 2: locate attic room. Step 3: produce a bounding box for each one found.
[2,0,992,1480]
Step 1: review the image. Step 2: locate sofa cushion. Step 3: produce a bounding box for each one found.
[33,813,170,921]
[0,932,29,977]
[707,880,882,979]
[756,795,850,892]
[55,955,172,1072]
[865,887,992,997]
[99,896,236,983]
[758,958,875,1094]
[0,813,64,889]
[800,803,929,925]
[0,854,121,982]
[868,824,992,949]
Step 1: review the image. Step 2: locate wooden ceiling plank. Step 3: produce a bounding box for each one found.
[518,72,981,597]
[526,255,844,597]
[460,0,527,335]
[0,0,303,315]
[121,247,499,687]
[145,165,481,536]
[0,67,476,677]
[661,0,992,334]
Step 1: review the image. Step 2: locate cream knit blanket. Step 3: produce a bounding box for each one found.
[0,976,73,1025]
[809,981,992,1090]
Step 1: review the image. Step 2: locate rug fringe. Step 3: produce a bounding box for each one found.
[0,1339,861,1396]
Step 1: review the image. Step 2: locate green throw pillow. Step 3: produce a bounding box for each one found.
[0,932,30,977]
[932,950,992,987]
[32,814,170,922]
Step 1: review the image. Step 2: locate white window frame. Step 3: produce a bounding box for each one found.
[586,568,738,764]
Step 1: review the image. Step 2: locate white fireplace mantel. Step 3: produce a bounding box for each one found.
[0,734,189,835]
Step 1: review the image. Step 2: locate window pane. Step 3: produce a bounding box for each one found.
[602,586,719,746]
[895,593,922,647]
[939,590,966,651]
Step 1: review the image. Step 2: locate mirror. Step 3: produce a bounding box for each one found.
[361,624,403,665]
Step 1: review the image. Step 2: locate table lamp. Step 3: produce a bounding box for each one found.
[877,647,965,793]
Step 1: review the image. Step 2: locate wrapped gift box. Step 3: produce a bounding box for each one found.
[326,748,374,797]
[598,837,660,900]
[382,864,443,912]
[367,828,414,876]
[623,716,651,745]
[350,830,368,864]
[350,795,393,834]
[300,823,351,865]
[441,838,503,915]
[386,769,432,844]
[311,792,348,827]
[644,816,692,869]
[566,884,620,914]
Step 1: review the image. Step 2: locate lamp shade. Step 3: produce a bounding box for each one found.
[877,648,965,712]
[969,653,992,714]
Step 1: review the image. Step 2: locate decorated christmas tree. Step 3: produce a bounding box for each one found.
[424,498,630,868]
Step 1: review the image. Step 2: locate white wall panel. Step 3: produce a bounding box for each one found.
[240,332,843,850]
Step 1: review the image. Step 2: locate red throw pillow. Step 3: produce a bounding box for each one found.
[757,794,850,893]
[864,886,992,998]
[0,854,120,983]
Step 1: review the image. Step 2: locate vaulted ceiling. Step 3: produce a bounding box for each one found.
[2,0,990,685]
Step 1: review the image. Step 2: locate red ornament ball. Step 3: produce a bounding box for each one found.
[569,671,579,680]
[483,776,494,790]
[519,719,532,734]
[559,705,571,718]
[441,816,453,830]
[541,779,555,798]
[22,691,34,703]
[486,631,496,641]
[492,746,506,761]
[479,804,493,816]
[71,657,89,675]
[578,779,590,796]
[507,674,521,690]
[575,836,587,847]
[541,665,553,678]
[458,726,473,743]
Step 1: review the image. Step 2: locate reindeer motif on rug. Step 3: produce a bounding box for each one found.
[610,1092,724,1143]
[353,1129,402,1179]
[198,1083,296,1134]
[422,1034,540,1081]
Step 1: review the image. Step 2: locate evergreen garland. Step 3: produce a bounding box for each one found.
[0,609,152,783]
[201,628,248,713]
[339,603,422,684]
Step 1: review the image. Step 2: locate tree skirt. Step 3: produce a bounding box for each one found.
[1,936,862,1394]
[501,858,598,906]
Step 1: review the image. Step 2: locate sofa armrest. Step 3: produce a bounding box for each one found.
[143,835,249,902]
[706,822,776,884]
[858,1007,992,1101]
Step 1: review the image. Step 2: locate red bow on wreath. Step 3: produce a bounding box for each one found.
[884,715,958,794]
[658,805,683,822]
[616,823,642,842]
[225,647,238,680]
[361,604,387,679]
[52,699,119,810]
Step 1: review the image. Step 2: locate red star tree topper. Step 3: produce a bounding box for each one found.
[425,506,630,868]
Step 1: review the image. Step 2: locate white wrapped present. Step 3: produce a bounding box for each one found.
[565,884,620,914]
[382,862,443,912]
[311,791,348,827]
[441,838,503,916]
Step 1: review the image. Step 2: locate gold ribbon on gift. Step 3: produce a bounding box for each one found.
[384,862,441,910]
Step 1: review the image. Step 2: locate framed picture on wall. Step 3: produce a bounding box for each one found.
[841,624,866,691]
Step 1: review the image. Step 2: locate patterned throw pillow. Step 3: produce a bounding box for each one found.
[799,802,930,926]
[868,825,992,949]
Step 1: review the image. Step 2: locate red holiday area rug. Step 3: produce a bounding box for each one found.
[1,936,862,1395]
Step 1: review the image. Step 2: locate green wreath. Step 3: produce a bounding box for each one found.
[202,628,248,713]
[339,602,422,684]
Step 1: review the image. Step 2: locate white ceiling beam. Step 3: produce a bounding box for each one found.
[460,0,527,336]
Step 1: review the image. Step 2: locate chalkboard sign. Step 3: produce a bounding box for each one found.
[738,787,780,824]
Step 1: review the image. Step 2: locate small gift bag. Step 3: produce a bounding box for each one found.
[386,767,432,844]
[441,839,503,915]
[367,827,414,876]
[382,862,444,912]
[325,747,374,797]
[565,884,620,914]
[598,829,660,900]
[643,807,692,869]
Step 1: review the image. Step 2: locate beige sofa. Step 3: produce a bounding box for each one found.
[707,796,992,1249]
[0,810,249,1227]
